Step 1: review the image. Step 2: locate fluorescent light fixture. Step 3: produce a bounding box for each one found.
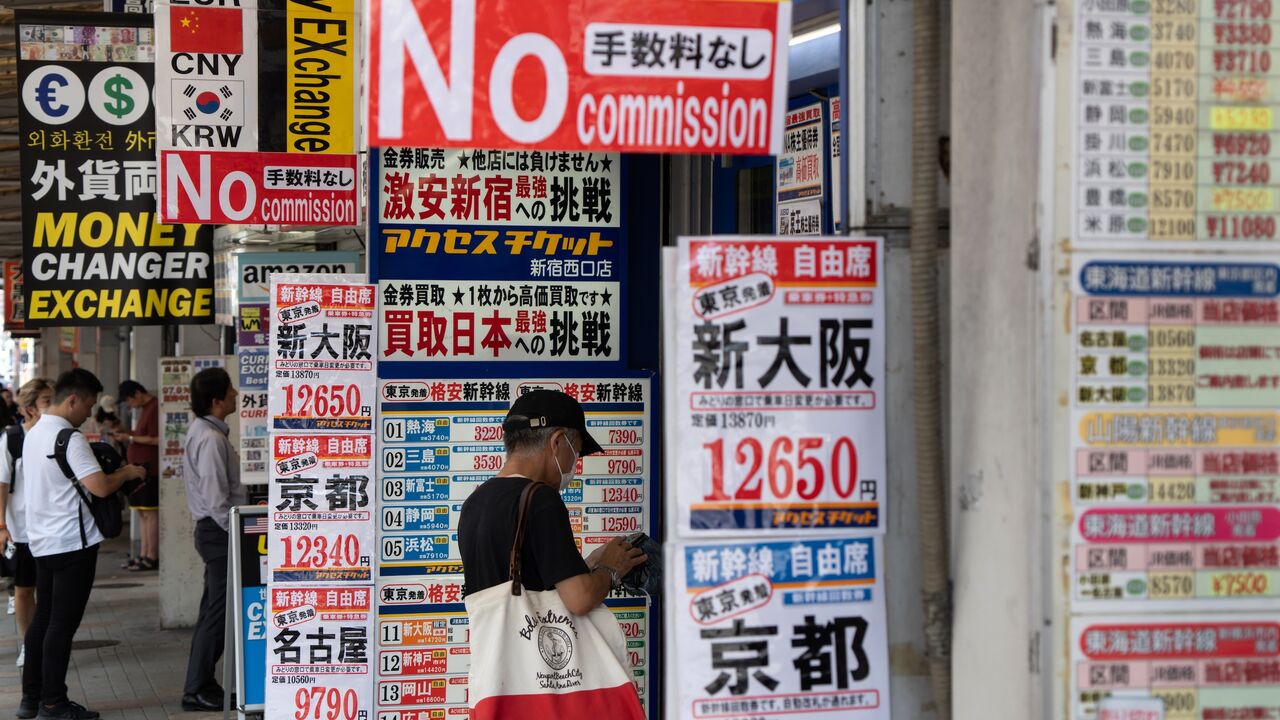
[789,22,839,46]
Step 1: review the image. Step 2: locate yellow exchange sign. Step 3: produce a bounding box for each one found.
[287,0,357,153]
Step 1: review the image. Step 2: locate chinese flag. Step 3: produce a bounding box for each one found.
[169,7,243,54]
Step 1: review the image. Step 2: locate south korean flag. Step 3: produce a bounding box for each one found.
[171,79,244,126]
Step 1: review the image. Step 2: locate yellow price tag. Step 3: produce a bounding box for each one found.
[1211,106,1273,130]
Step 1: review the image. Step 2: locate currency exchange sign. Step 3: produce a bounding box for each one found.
[370,0,792,154]
[16,11,214,326]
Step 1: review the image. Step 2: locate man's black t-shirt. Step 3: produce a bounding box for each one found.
[458,476,588,597]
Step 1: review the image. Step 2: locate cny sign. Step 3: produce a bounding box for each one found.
[16,11,214,327]
[370,0,792,155]
[160,150,360,225]
[1070,615,1280,720]
[668,536,889,720]
[155,0,259,152]
[266,584,374,718]
[1073,0,1280,246]
[1072,255,1280,610]
[269,433,375,583]
[269,275,376,433]
[669,237,886,536]
[371,148,626,368]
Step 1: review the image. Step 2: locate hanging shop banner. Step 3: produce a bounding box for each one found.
[377,376,652,575]
[286,0,358,154]
[1071,255,1280,611]
[266,584,374,717]
[776,103,824,204]
[777,198,822,236]
[16,11,215,327]
[155,0,259,152]
[668,237,886,537]
[830,97,841,231]
[1069,615,1280,719]
[159,150,360,225]
[372,148,626,368]
[268,275,376,433]
[239,345,269,485]
[3,262,37,337]
[268,433,375,583]
[159,355,230,485]
[370,0,792,155]
[666,536,889,720]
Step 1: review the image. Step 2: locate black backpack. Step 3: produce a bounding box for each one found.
[4,425,21,494]
[50,428,123,546]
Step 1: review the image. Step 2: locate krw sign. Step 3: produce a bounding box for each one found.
[371,0,792,155]
[161,151,360,226]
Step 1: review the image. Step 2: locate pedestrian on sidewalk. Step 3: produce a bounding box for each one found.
[0,379,52,668]
[113,381,160,571]
[180,367,244,712]
[20,369,145,720]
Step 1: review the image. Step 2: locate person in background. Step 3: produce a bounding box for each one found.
[113,382,160,572]
[180,367,244,712]
[0,379,51,668]
[21,369,145,720]
[0,389,19,427]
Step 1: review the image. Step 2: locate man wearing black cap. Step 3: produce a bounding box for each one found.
[458,390,646,615]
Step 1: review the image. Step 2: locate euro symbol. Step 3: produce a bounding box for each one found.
[35,73,70,117]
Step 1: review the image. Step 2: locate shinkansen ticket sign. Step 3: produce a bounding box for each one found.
[370,0,792,155]
[667,237,887,537]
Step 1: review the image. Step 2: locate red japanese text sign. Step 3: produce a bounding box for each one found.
[160,150,360,226]
[372,0,792,154]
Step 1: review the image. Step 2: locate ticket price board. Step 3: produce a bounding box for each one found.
[668,237,886,537]
[1072,256,1280,610]
[268,275,376,433]
[269,434,375,584]
[159,355,230,485]
[377,377,653,577]
[1070,615,1280,719]
[266,585,374,719]
[666,536,889,720]
[1074,0,1280,246]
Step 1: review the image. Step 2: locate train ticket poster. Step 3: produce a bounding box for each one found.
[1071,255,1280,611]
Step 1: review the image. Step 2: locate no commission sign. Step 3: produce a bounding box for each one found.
[371,0,791,155]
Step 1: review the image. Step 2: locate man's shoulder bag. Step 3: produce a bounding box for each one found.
[51,427,123,546]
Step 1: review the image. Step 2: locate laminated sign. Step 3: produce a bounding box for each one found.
[1071,256,1280,611]
[370,0,792,154]
[15,11,214,326]
[268,275,377,433]
[668,237,886,536]
[266,585,374,718]
[160,150,360,225]
[667,537,890,720]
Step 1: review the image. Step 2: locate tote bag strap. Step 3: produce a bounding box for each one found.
[507,480,540,597]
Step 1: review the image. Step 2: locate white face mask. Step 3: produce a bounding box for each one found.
[553,437,578,490]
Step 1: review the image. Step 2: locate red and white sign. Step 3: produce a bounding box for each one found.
[371,0,792,155]
[267,585,374,718]
[160,151,360,226]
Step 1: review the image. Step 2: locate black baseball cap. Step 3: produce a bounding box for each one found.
[503,390,604,456]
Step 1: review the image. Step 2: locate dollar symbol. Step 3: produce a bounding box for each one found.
[103,74,134,119]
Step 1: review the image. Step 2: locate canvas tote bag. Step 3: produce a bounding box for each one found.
[465,481,645,719]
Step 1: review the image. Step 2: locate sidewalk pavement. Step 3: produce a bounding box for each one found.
[0,535,230,720]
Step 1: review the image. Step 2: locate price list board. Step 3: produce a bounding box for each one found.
[1070,615,1280,719]
[374,377,655,719]
[1075,0,1280,246]
[1071,256,1280,611]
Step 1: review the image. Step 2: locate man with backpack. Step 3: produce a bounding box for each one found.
[19,369,145,720]
[0,379,52,668]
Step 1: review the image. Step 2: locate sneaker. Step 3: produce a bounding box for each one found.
[16,645,24,667]
[35,701,99,720]
[16,696,38,719]
[7,596,13,615]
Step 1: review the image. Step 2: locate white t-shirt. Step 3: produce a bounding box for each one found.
[0,427,29,543]
[24,414,104,556]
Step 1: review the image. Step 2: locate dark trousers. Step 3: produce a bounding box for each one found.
[184,518,228,696]
[22,544,99,705]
